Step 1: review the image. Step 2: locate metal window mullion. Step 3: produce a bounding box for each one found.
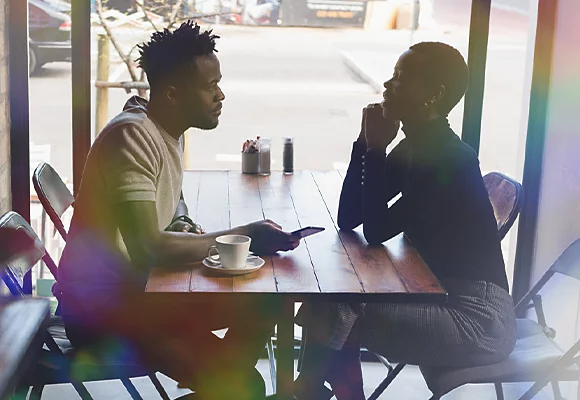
[71,0,92,195]
[513,0,558,307]
[8,0,32,294]
[461,0,492,155]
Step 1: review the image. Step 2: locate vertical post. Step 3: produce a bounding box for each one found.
[95,34,110,137]
[71,0,92,195]
[513,0,559,307]
[9,0,32,294]
[412,0,420,30]
[215,0,222,25]
[461,0,492,155]
[276,297,294,400]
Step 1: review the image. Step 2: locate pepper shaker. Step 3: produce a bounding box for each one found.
[283,137,294,175]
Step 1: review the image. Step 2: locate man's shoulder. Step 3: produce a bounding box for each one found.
[95,110,159,148]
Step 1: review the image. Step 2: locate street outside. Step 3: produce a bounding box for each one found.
[29,0,535,181]
[29,0,535,282]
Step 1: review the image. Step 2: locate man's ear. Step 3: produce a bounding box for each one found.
[165,85,179,106]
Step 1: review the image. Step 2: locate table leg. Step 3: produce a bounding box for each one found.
[276,298,294,400]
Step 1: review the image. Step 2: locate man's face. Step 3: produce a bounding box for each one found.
[176,53,225,130]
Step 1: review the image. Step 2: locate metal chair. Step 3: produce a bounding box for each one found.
[0,211,171,400]
[483,171,525,240]
[420,238,580,400]
[33,162,74,241]
[33,162,279,392]
[368,171,524,400]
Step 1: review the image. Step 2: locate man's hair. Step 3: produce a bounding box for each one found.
[137,21,219,88]
[409,42,469,115]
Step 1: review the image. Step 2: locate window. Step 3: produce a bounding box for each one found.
[28,0,73,295]
[478,0,537,288]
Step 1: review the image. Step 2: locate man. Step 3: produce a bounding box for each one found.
[56,21,299,399]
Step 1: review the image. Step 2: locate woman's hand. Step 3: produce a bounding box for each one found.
[364,103,400,151]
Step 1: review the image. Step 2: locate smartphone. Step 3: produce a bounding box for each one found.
[291,226,325,239]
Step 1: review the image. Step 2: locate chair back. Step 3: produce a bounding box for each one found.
[33,162,74,241]
[0,211,58,296]
[515,238,580,313]
[483,172,524,240]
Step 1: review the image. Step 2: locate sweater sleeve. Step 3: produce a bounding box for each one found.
[338,139,406,232]
[98,123,161,204]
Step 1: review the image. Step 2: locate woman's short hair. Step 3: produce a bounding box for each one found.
[409,42,469,115]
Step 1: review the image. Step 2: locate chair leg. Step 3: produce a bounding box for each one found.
[149,373,171,400]
[367,363,406,400]
[495,382,505,400]
[551,380,564,400]
[518,378,553,400]
[376,354,394,374]
[297,328,306,373]
[70,380,94,400]
[120,377,143,400]
[267,338,277,393]
[29,385,44,400]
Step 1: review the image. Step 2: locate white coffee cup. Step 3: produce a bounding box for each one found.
[208,235,252,269]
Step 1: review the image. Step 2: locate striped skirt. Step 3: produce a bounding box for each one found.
[295,279,517,367]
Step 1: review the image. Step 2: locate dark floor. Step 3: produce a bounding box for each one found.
[36,359,557,400]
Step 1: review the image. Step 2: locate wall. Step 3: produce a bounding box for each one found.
[530,0,580,395]
[0,0,10,214]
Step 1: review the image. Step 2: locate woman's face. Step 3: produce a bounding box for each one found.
[381,49,433,121]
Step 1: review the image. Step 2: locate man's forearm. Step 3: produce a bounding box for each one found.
[148,225,250,270]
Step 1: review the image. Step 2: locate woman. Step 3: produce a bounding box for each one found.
[294,42,517,400]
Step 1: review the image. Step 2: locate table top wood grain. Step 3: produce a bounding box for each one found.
[147,171,446,303]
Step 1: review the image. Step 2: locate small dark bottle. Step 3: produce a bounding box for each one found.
[283,137,294,174]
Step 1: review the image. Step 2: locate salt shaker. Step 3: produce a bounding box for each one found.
[283,137,294,174]
[258,137,271,175]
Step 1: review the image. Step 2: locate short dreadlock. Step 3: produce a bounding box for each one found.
[137,21,220,88]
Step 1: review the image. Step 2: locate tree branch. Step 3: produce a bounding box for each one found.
[133,0,160,31]
[96,0,140,82]
[167,0,186,29]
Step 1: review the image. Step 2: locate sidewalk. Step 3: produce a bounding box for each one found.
[340,28,464,94]
[340,27,527,95]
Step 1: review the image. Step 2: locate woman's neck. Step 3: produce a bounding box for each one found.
[401,113,440,137]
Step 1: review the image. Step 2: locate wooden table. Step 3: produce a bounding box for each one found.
[147,170,447,399]
[0,298,50,399]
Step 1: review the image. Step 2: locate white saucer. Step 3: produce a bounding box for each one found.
[202,255,265,276]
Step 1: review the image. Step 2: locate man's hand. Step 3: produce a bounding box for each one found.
[364,103,400,151]
[246,220,300,255]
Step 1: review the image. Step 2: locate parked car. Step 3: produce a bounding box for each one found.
[28,0,71,75]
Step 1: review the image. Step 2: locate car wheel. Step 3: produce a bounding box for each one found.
[29,47,38,76]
